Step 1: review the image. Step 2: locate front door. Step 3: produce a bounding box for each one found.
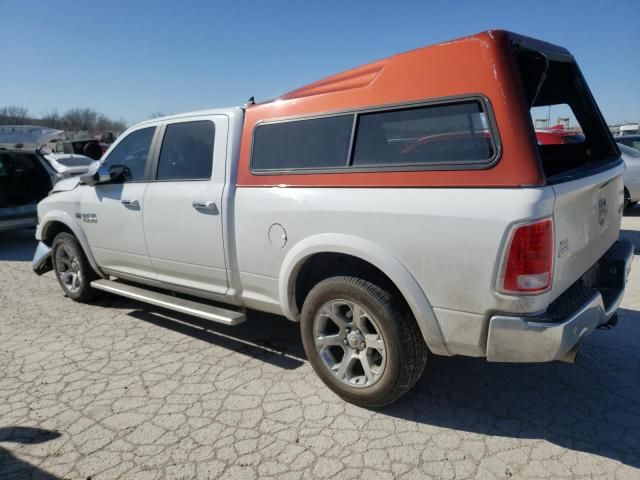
[142,117,228,295]
[80,126,157,278]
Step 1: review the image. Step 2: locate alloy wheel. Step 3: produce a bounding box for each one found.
[313,299,387,388]
[55,245,83,294]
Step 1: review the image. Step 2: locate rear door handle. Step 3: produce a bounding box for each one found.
[121,199,139,208]
[192,200,218,214]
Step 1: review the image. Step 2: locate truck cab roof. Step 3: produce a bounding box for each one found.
[135,107,245,128]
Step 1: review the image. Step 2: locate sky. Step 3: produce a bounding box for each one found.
[1,0,638,126]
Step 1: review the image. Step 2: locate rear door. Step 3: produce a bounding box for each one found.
[80,126,158,278]
[142,116,228,295]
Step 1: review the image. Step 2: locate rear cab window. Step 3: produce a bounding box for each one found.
[514,45,619,183]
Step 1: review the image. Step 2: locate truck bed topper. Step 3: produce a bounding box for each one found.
[237,30,615,189]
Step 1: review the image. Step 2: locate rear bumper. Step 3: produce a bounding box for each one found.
[486,239,634,362]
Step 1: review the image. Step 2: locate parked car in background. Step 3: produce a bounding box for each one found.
[536,130,639,210]
[616,134,640,152]
[42,152,98,178]
[618,143,640,209]
[0,126,95,232]
[535,128,585,145]
[33,31,633,406]
[54,138,104,160]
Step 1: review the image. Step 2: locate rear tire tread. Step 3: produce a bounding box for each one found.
[301,275,428,407]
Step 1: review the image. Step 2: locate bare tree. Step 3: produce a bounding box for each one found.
[95,113,126,134]
[0,105,127,135]
[41,110,61,129]
[114,117,127,132]
[150,112,167,118]
[95,113,112,132]
[0,106,30,125]
[60,108,99,132]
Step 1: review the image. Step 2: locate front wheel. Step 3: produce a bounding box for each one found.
[300,276,428,407]
[51,232,97,302]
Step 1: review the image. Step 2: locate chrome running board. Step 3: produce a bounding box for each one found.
[90,279,246,326]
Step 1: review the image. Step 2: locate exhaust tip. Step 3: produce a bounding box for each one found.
[559,346,579,364]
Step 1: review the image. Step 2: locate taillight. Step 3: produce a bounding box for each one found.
[500,218,554,294]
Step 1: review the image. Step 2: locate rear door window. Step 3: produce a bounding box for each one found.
[156,121,215,180]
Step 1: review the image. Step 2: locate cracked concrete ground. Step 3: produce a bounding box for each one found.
[0,211,639,480]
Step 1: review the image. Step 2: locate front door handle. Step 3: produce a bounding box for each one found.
[121,199,140,208]
[192,200,218,214]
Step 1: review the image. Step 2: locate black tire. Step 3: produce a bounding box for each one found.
[51,232,98,302]
[300,276,428,407]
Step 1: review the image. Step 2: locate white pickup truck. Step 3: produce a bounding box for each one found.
[33,31,634,406]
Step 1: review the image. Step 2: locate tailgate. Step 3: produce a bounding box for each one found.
[550,164,625,300]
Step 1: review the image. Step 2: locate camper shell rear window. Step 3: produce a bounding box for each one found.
[514,45,620,183]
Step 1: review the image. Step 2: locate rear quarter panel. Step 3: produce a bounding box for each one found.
[234,186,556,320]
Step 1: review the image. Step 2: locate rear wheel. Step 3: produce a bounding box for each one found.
[300,276,428,407]
[52,232,97,302]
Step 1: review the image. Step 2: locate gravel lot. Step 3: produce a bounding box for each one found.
[1,211,639,480]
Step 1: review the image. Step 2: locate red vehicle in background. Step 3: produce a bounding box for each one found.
[399,126,584,158]
[535,125,585,145]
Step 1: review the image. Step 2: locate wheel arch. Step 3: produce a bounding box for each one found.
[39,211,105,278]
[278,234,449,356]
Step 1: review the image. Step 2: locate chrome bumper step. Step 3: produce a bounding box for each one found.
[90,279,246,326]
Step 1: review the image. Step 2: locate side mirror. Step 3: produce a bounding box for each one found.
[108,164,128,182]
[80,164,127,186]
